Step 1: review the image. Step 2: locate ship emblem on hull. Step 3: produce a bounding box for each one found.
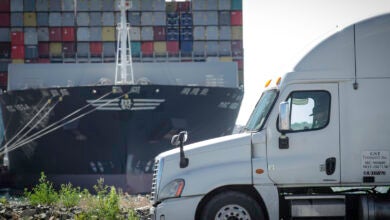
[87,98,165,111]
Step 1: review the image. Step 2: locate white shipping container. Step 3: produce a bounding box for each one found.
[102,12,115,26]
[206,41,218,55]
[141,12,153,26]
[193,11,206,25]
[153,12,166,26]
[24,28,38,45]
[207,0,218,10]
[206,11,218,25]
[193,41,206,55]
[206,26,219,40]
[77,28,90,41]
[219,41,232,55]
[11,0,23,12]
[128,0,140,11]
[219,26,231,40]
[193,26,206,40]
[141,27,153,41]
[130,27,141,41]
[192,0,205,10]
[218,0,231,10]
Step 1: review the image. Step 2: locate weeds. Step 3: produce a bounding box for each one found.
[23,173,143,220]
[24,172,58,205]
[59,183,81,208]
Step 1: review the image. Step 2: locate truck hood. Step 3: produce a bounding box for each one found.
[156,132,252,161]
[156,132,254,197]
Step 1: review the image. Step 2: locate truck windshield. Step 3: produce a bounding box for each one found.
[245,89,278,131]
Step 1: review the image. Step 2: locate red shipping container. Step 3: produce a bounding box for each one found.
[38,58,50,63]
[166,41,179,53]
[90,42,102,56]
[11,32,24,45]
[141,42,154,55]
[0,13,10,26]
[177,2,190,12]
[38,42,50,57]
[11,45,24,59]
[0,0,10,12]
[153,26,166,41]
[231,11,243,26]
[62,27,75,42]
[234,59,244,70]
[0,72,7,86]
[49,27,62,41]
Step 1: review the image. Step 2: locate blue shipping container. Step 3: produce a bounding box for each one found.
[23,0,36,11]
[180,41,192,52]
[166,28,179,41]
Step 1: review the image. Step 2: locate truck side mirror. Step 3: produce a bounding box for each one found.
[279,102,290,149]
[171,131,189,168]
[279,101,291,132]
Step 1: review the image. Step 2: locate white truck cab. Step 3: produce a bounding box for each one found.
[150,13,390,220]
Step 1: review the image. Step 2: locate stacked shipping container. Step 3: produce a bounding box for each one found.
[0,0,244,89]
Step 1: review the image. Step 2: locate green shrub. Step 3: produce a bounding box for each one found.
[59,183,81,208]
[24,172,58,205]
[0,197,7,205]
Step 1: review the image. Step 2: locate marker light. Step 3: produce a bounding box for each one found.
[264,79,272,88]
[276,77,282,85]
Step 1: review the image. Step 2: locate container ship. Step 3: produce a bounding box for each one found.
[0,0,244,193]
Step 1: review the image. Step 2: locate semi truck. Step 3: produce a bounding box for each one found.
[150,13,390,220]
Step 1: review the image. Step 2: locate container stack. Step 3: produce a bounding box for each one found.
[0,0,244,90]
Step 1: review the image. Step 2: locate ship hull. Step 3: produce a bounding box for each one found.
[0,84,242,193]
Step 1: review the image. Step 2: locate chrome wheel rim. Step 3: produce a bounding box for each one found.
[214,204,251,220]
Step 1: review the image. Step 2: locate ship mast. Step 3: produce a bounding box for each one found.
[115,0,134,84]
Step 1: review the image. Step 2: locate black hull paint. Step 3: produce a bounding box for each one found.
[0,84,242,193]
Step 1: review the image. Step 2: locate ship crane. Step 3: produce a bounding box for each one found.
[115,0,134,84]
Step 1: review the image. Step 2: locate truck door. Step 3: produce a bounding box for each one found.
[266,83,340,185]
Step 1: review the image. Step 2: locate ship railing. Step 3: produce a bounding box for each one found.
[18,51,243,64]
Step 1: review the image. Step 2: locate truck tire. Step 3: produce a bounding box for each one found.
[200,191,266,220]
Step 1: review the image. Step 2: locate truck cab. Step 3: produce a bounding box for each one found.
[150,13,390,220]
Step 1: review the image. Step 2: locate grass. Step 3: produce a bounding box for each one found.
[20,172,149,219]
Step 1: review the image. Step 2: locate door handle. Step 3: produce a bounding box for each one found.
[325,157,336,175]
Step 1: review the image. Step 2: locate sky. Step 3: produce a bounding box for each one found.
[236,0,390,125]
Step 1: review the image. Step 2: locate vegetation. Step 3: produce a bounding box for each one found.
[24,172,58,205]
[21,172,148,219]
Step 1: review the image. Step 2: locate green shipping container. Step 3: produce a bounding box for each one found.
[131,42,141,55]
[231,0,242,10]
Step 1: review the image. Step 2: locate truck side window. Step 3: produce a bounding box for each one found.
[287,91,330,131]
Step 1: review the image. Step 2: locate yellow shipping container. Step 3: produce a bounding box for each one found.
[231,26,243,40]
[24,12,37,27]
[12,59,24,64]
[220,57,233,62]
[154,41,166,54]
[102,27,116,41]
[50,43,62,56]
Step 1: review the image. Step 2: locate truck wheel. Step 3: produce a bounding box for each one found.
[200,191,266,220]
